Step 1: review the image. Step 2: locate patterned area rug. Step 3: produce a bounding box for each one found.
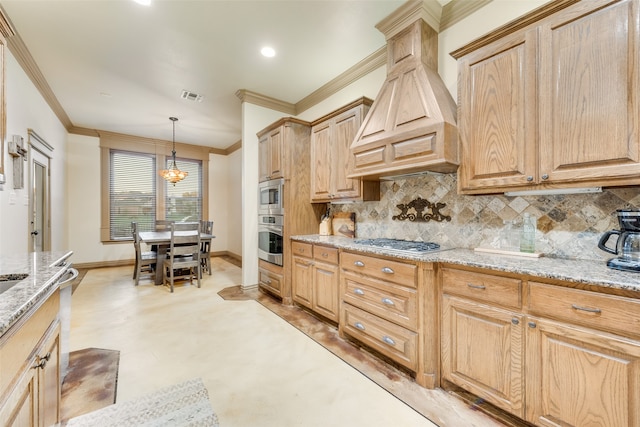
[61,348,120,424]
[65,378,219,427]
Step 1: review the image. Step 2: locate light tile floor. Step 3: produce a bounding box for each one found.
[69,258,505,427]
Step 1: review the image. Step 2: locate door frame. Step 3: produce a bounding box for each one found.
[27,129,53,252]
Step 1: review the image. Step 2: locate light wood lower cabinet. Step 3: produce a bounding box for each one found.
[0,289,61,427]
[258,259,284,300]
[441,268,525,417]
[340,251,439,388]
[441,266,640,427]
[291,242,339,322]
[526,316,640,427]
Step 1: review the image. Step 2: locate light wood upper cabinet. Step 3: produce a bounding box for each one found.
[311,98,379,202]
[539,0,640,184]
[258,125,284,182]
[456,30,538,192]
[453,0,640,194]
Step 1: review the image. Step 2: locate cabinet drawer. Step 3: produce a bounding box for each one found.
[341,251,417,287]
[342,271,417,330]
[342,303,417,370]
[259,268,282,294]
[528,282,640,337]
[442,268,521,309]
[291,241,313,259]
[313,245,338,265]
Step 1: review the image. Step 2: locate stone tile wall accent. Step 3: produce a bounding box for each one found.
[331,173,640,261]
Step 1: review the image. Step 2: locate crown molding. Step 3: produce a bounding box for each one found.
[440,0,493,31]
[376,0,441,36]
[295,46,386,114]
[224,140,242,155]
[7,32,73,129]
[235,90,296,115]
[0,6,15,38]
[69,126,99,137]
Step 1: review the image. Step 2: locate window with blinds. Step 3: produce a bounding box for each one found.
[165,158,202,222]
[109,150,156,239]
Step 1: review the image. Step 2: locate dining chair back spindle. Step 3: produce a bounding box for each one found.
[131,222,156,285]
[163,222,201,292]
[200,220,214,275]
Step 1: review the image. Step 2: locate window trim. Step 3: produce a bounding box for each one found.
[99,132,209,243]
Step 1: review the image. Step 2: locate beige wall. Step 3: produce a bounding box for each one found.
[0,51,69,256]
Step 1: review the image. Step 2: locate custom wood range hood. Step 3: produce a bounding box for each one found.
[349,0,458,180]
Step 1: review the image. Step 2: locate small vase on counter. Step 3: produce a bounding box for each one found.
[520,213,536,253]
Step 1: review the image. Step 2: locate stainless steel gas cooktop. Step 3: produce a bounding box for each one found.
[353,238,443,254]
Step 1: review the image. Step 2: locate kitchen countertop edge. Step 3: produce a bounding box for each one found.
[0,251,74,337]
[291,235,640,294]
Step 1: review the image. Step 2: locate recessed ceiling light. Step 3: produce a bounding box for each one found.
[133,0,151,6]
[261,46,276,58]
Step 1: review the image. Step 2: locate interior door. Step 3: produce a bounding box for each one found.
[29,147,50,252]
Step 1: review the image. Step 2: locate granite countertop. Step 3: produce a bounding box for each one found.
[0,250,74,336]
[291,235,640,294]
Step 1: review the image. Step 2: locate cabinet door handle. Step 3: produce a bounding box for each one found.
[41,352,51,362]
[381,267,394,274]
[541,173,549,180]
[354,261,365,267]
[354,322,365,331]
[353,288,365,296]
[382,336,396,346]
[511,318,519,325]
[467,283,486,290]
[381,297,395,306]
[571,304,602,314]
[526,176,533,182]
[528,321,537,329]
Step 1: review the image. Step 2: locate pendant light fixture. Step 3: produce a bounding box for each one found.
[159,117,188,185]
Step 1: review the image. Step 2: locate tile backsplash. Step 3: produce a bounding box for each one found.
[331,173,640,261]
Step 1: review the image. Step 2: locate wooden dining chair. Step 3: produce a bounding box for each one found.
[155,219,174,230]
[162,222,201,292]
[131,222,156,285]
[199,220,214,275]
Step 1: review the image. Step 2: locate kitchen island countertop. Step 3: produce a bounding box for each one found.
[0,251,73,336]
[291,235,640,294]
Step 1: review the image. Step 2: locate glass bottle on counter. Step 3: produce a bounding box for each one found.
[520,213,536,253]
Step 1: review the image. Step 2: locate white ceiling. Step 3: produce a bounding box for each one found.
[0,0,408,149]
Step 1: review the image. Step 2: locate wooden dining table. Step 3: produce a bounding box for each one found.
[139,230,215,285]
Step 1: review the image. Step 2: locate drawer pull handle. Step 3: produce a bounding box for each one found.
[571,304,602,314]
[354,261,365,267]
[381,267,394,274]
[511,318,519,325]
[265,279,272,285]
[354,288,365,296]
[467,283,486,290]
[381,298,395,306]
[354,322,365,331]
[382,336,396,346]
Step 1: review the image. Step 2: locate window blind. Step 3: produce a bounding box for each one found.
[165,158,202,222]
[109,150,156,239]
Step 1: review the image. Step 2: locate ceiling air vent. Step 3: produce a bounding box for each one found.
[181,90,203,102]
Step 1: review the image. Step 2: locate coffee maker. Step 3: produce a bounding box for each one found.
[598,209,640,272]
